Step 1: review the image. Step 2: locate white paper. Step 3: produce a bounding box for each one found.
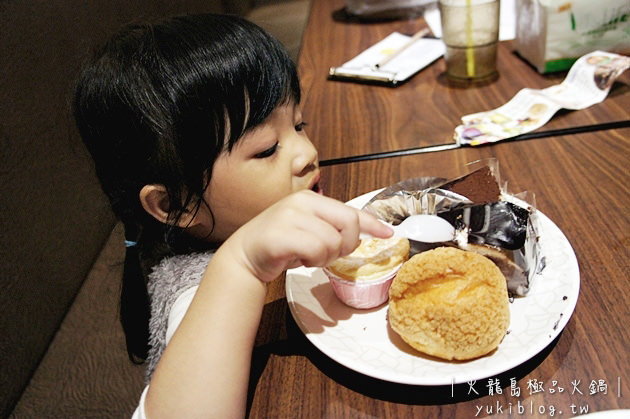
[330,32,445,84]
[454,51,630,145]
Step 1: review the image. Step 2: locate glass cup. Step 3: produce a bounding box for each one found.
[439,0,500,81]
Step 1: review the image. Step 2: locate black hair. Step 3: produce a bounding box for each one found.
[73,14,300,362]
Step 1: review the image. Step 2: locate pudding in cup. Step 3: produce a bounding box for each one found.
[324,237,410,309]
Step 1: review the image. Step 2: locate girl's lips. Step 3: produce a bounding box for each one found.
[309,172,323,194]
[312,182,323,195]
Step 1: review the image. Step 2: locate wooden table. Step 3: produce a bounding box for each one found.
[247,1,630,417]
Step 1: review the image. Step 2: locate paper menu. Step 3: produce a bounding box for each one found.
[329,32,445,85]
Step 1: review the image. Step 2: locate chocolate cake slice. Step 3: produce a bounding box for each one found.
[438,165,502,204]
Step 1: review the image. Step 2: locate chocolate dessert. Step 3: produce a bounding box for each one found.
[438,165,501,204]
[362,161,542,297]
[438,201,529,251]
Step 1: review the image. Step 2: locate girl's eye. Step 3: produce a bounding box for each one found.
[295,121,308,132]
[254,142,278,159]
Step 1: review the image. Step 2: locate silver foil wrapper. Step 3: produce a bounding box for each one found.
[361,169,543,297]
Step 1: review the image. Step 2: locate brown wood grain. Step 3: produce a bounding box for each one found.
[298,0,630,161]
[247,0,630,416]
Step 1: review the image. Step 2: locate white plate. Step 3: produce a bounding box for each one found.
[286,189,580,385]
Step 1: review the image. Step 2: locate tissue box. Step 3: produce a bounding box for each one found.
[515,0,630,73]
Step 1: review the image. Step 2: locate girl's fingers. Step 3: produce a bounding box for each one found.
[305,193,393,254]
[237,191,395,281]
[239,211,344,280]
[357,210,394,238]
[278,191,394,257]
[278,211,348,266]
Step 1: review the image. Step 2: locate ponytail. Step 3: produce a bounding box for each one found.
[120,226,150,363]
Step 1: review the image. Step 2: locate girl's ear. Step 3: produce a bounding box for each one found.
[139,184,171,224]
[139,184,202,228]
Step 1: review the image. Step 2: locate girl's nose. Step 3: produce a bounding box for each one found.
[293,136,319,176]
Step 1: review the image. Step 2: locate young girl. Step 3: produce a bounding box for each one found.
[73,13,391,418]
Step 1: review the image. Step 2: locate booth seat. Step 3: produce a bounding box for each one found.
[1,1,309,416]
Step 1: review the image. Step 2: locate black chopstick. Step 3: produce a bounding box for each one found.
[319,143,460,166]
[502,119,630,142]
[319,120,630,167]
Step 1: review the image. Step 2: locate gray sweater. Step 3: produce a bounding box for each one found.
[145,251,214,381]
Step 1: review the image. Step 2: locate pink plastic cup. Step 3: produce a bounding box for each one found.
[323,265,402,309]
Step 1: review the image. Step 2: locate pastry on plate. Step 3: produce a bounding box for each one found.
[388,247,510,360]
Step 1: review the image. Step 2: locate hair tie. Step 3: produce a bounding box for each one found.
[125,240,138,248]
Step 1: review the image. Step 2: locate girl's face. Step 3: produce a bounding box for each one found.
[194,102,321,243]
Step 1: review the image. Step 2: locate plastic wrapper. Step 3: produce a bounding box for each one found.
[515,0,630,73]
[362,159,543,296]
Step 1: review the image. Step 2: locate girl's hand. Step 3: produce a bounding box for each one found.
[226,190,393,282]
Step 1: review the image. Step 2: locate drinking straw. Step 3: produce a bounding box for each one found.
[465,0,475,77]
